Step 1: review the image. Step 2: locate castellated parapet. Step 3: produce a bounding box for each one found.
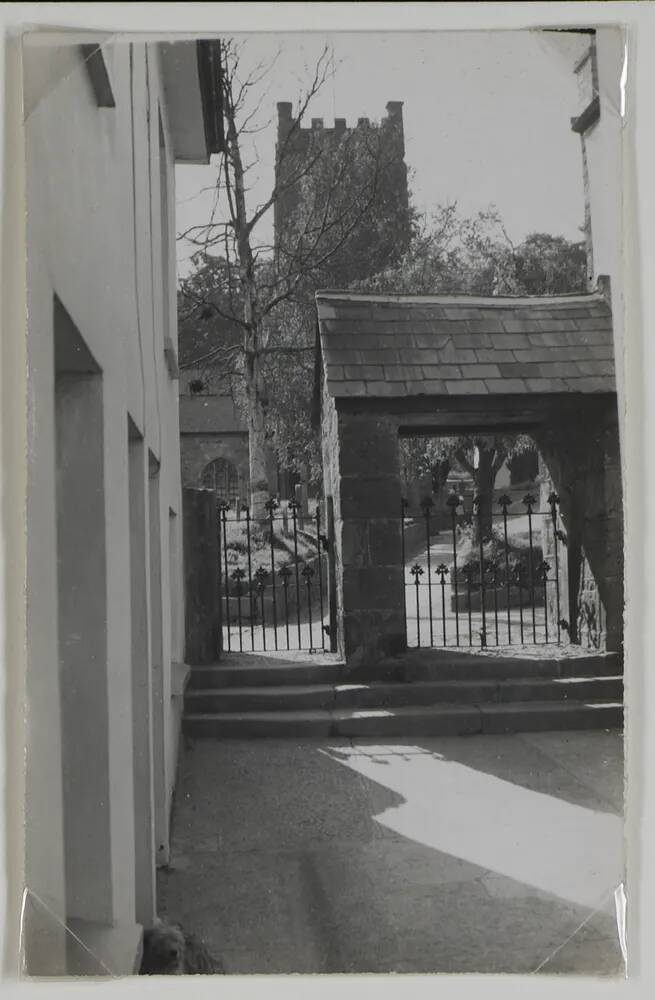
[276,100,406,155]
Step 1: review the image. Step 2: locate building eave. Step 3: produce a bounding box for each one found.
[196,40,225,158]
[159,40,224,164]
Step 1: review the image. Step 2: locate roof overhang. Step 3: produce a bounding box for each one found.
[159,40,224,164]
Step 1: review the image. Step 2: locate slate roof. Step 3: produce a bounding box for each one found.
[316,291,615,398]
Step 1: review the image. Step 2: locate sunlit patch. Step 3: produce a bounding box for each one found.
[319,742,623,912]
[552,676,622,684]
[343,710,393,719]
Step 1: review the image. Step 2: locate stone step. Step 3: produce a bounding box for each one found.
[188,650,621,690]
[183,700,623,739]
[186,684,336,712]
[186,661,342,690]
[184,676,623,714]
[369,649,622,683]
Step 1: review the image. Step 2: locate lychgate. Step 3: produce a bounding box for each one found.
[315,288,622,670]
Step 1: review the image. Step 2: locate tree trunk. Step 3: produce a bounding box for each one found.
[472,444,497,542]
[246,352,270,520]
[223,66,268,519]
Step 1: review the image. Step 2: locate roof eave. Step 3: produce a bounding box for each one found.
[196,40,225,157]
[159,40,224,165]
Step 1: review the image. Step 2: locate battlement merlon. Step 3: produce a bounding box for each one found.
[276,100,404,147]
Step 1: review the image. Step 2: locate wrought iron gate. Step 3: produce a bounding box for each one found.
[401,491,567,649]
[218,497,335,654]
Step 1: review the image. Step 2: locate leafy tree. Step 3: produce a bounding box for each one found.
[364,209,588,537]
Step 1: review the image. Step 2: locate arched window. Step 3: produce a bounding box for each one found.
[201,457,241,505]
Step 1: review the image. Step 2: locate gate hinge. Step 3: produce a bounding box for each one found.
[323,624,331,637]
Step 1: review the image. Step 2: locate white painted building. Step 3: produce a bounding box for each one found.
[568,27,625,446]
[21,35,222,975]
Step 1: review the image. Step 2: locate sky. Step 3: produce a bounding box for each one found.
[175,30,588,279]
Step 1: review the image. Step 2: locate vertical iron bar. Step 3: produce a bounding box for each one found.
[517,568,525,644]
[316,504,325,650]
[221,504,231,653]
[466,570,473,646]
[500,496,512,645]
[475,496,487,648]
[410,564,423,648]
[549,492,562,644]
[401,497,408,636]
[291,501,301,648]
[492,563,499,646]
[267,500,279,650]
[281,568,291,650]
[305,569,314,650]
[525,495,537,642]
[543,564,549,644]
[437,565,448,647]
[423,499,434,647]
[448,496,460,646]
[257,571,267,652]
[235,575,243,652]
[245,506,254,650]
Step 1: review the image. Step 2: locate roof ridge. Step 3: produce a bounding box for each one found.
[315,290,607,307]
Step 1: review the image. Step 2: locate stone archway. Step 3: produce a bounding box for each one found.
[315,289,622,668]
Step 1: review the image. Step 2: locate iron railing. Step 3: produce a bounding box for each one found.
[402,491,567,649]
[218,498,333,654]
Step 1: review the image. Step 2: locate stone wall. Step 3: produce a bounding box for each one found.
[180,433,249,491]
[180,432,282,502]
[535,396,623,653]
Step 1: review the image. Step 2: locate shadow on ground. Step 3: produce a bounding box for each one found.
[158,732,624,976]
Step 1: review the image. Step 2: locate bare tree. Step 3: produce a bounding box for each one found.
[178,40,396,517]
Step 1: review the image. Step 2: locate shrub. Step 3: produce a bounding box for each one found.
[455,527,544,586]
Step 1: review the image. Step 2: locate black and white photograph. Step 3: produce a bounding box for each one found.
[12,12,630,981]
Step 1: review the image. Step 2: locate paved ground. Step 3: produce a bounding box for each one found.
[158,731,625,976]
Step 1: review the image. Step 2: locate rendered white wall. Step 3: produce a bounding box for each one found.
[24,37,185,966]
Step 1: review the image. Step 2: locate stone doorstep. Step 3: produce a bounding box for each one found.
[184,676,623,713]
[182,701,623,739]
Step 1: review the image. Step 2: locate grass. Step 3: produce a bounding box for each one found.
[221,519,317,581]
